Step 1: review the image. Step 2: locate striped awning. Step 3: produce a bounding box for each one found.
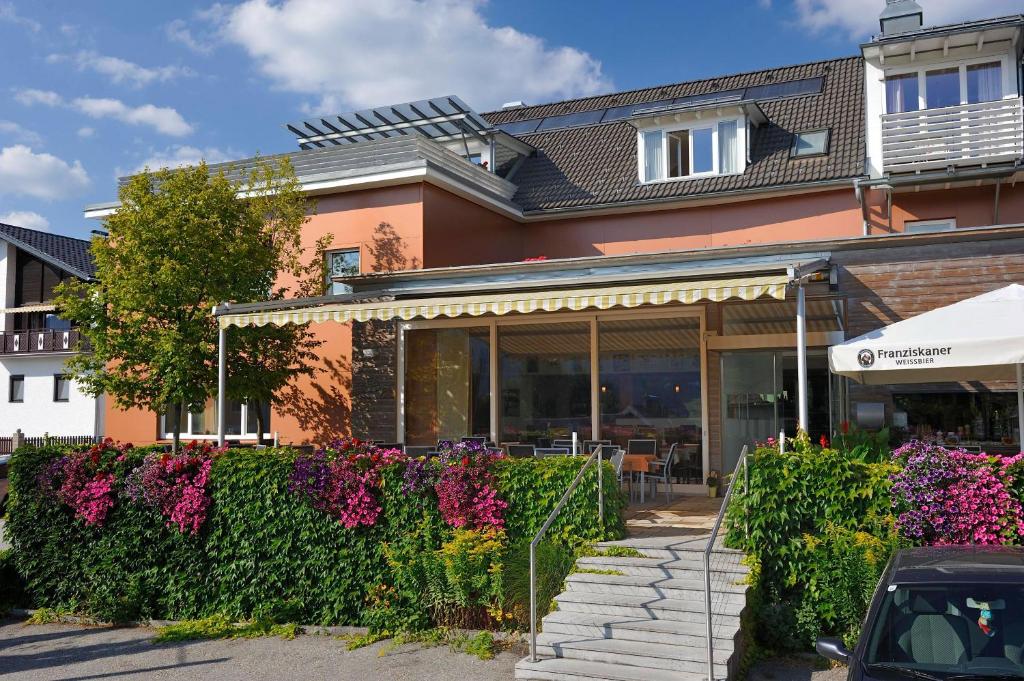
[218,274,789,328]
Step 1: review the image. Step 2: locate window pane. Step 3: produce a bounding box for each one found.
[10,377,24,402]
[55,376,69,401]
[791,130,829,157]
[405,327,491,446]
[246,401,271,435]
[967,62,1001,104]
[328,249,360,295]
[499,322,591,445]
[718,120,738,173]
[667,131,688,177]
[691,127,713,174]
[190,400,217,436]
[598,317,701,452]
[905,219,956,234]
[162,404,187,435]
[642,130,664,181]
[926,67,960,109]
[225,399,243,435]
[885,73,919,113]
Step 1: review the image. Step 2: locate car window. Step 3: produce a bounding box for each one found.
[865,584,1024,678]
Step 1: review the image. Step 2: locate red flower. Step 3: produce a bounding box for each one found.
[820,434,829,447]
[461,456,471,467]
[840,420,850,435]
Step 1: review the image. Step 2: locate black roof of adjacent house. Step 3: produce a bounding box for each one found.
[0,222,95,279]
[481,56,865,213]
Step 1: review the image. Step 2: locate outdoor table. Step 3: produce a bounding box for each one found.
[622,454,657,503]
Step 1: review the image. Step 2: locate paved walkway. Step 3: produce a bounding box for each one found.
[623,487,722,540]
[0,618,520,681]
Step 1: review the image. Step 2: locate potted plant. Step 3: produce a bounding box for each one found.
[706,470,720,498]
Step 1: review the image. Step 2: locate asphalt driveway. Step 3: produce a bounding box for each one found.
[0,618,520,681]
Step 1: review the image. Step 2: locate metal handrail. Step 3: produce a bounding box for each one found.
[702,444,750,681]
[529,444,606,662]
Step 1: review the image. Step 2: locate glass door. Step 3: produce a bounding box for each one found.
[721,351,779,473]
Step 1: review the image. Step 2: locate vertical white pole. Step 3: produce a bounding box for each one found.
[796,284,809,434]
[1017,364,1023,449]
[216,321,226,447]
[572,431,578,456]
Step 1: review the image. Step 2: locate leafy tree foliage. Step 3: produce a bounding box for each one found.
[56,159,311,449]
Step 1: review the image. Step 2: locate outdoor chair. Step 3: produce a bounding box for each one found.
[551,439,577,455]
[534,447,570,458]
[507,444,536,458]
[626,439,658,455]
[647,442,678,503]
[460,436,487,446]
[607,448,625,486]
[372,442,403,452]
[584,439,612,453]
[672,443,701,484]
[405,445,432,457]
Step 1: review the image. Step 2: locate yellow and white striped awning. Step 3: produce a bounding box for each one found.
[0,303,57,314]
[218,274,789,328]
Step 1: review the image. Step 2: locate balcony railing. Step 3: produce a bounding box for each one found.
[881,97,1024,173]
[0,328,87,355]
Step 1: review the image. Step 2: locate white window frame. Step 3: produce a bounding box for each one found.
[882,54,1015,114]
[790,129,831,158]
[904,218,957,234]
[327,247,361,295]
[637,114,746,183]
[159,401,273,441]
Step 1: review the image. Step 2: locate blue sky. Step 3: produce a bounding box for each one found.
[2,0,1023,240]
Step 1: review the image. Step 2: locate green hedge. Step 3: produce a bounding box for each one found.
[725,441,900,651]
[6,446,624,627]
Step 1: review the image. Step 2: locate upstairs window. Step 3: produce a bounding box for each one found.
[326,248,360,295]
[640,117,742,183]
[791,129,830,158]
[884,59,1005,114]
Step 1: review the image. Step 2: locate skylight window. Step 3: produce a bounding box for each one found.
[791,129,830,158]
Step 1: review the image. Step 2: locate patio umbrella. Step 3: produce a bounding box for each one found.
[828,283,1024,435]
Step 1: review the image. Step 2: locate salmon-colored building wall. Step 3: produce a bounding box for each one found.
[520,189,865,258]
[421,185,523,266]
[868,184,1024,234]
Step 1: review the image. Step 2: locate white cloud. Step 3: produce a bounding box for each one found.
[791,0,1024,38]
[13,88,62,107]
[48,50,193,88]
[0,2,41,33]
[0,120,42,146]
[0,210,49,231]
[72,97,194,137]
[166,18,214,55]
[212,0,612,112]
[77,126,95,138]
[132,145,237,173]
[0,145,90,200]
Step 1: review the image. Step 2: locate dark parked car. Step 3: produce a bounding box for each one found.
[818,546,1024,681]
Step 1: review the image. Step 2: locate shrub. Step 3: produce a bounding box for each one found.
[8,442,624,631]
[890,442,1024,545]
[0,549,27,614]
[422,528,505,629]
[502,539,576,628]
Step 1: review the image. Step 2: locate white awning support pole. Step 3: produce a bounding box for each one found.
[796,284,809,434]
[1017,363,1023,448]
[216,310,227,448]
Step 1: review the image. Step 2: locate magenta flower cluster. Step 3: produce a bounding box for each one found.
[434,441,508,530]
[37,439,130,526]
[289,438,404,529]
[125,441,220,535]
[890,441,1024,545]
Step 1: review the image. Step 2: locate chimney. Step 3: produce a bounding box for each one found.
[501,101,527,110]
[879,0,924,36]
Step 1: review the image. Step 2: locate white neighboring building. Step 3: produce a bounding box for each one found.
[0,222,102,438]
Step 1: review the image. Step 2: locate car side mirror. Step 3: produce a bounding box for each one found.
[816,637,851,664]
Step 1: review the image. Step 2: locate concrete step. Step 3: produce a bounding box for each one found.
[554,591,743,624]
[565,572,748,604]
[536,633,730,675]
[594,539,745,562]
[541,610,737,651]
[575,555,750,580]
[515,656,707,681]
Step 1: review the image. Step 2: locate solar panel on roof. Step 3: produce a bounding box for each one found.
[497,119,543,135]
[743,77,823,102]
[600,104,636,123]
[535,109,605,132]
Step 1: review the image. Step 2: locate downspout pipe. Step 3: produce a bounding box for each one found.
[853,178,869,236]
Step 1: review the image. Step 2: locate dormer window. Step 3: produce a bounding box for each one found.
[640,117,743,183]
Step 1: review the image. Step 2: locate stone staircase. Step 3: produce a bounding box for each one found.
[515,537,750,681]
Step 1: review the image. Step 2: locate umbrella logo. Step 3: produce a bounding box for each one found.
[857,349,875,368]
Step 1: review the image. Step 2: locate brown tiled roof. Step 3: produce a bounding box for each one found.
[481,56,865,212]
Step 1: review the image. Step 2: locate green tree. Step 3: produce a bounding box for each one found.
[56,159,311,451]
[225,234,334,444]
